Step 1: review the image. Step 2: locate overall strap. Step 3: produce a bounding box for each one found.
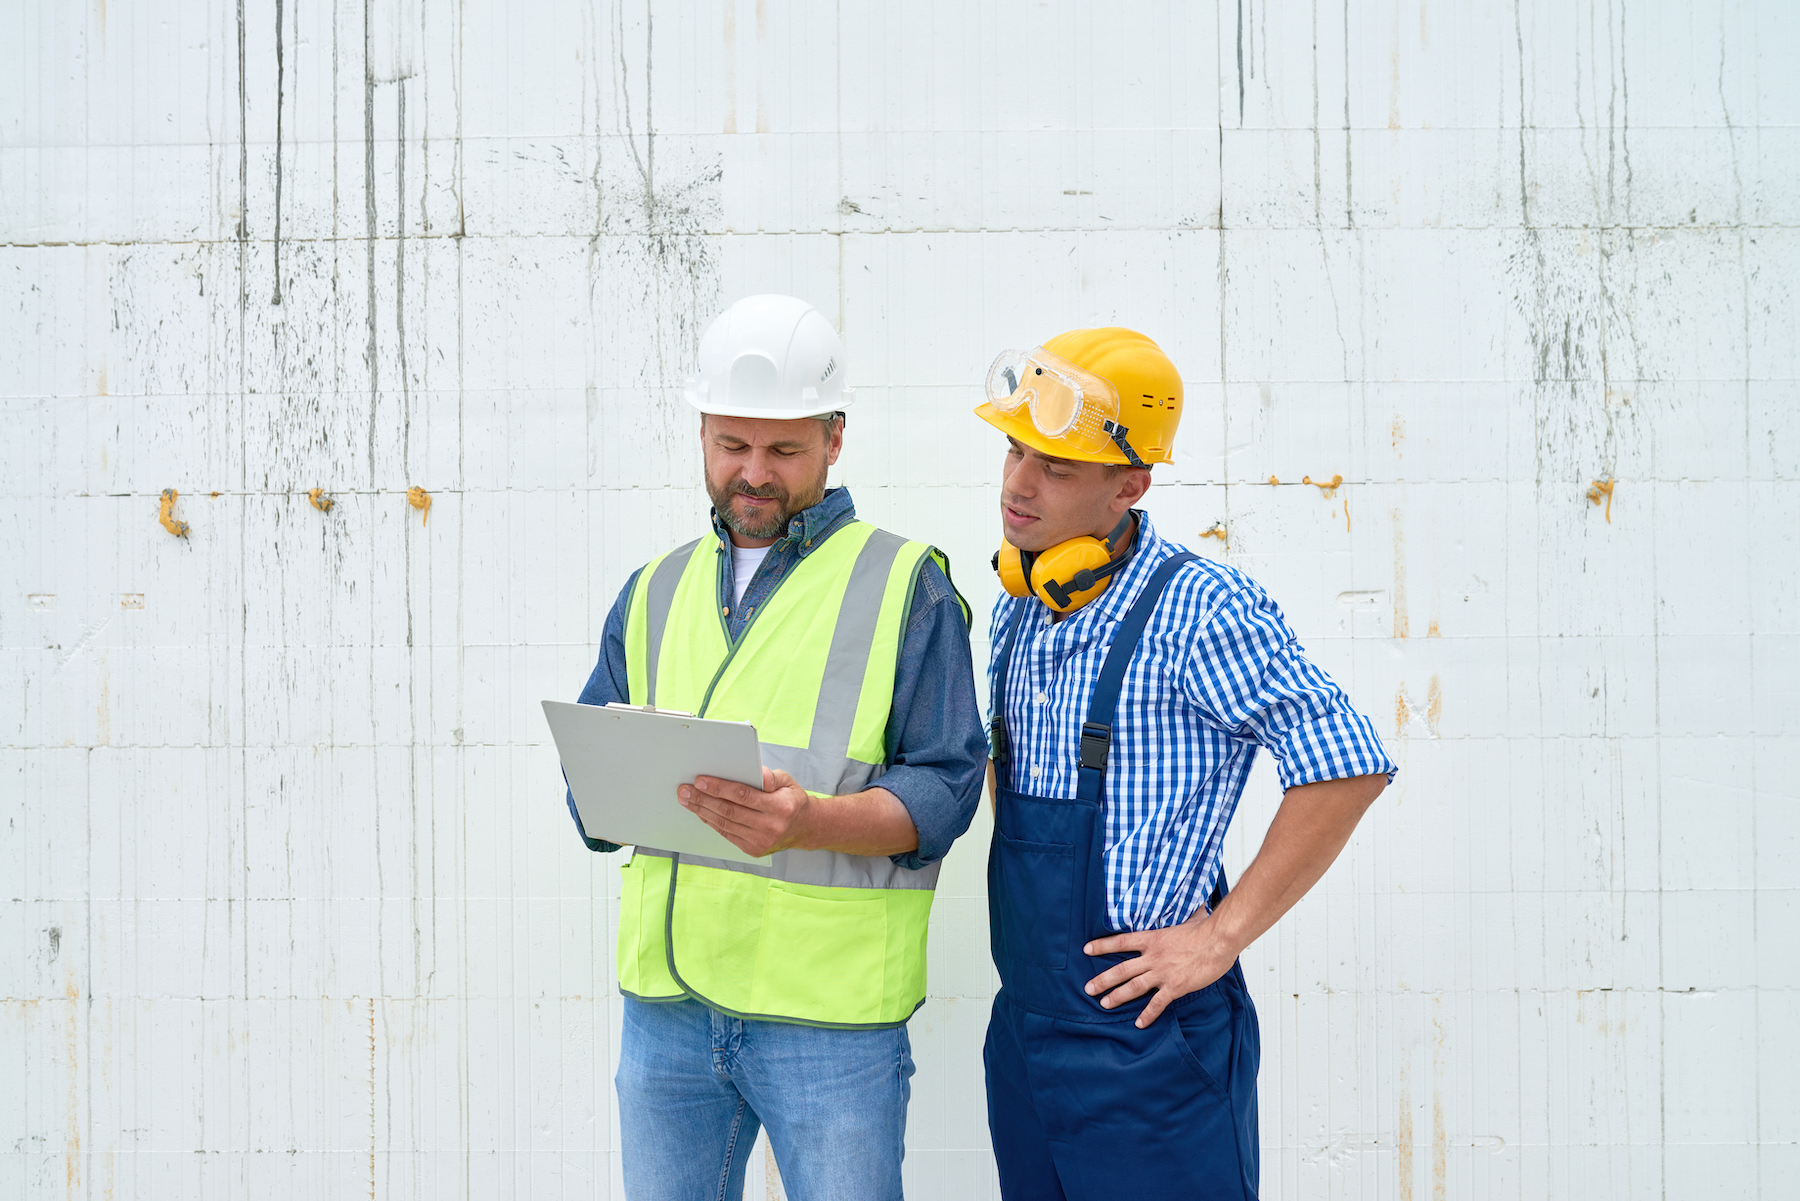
[1208,869,1231,911]
[1075,552,1197,803]
[988,600,1031,770]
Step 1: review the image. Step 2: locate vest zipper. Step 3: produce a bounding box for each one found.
[694,524,855,718]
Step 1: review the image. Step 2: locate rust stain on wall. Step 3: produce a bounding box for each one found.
[1432,1003,1447,1201]
[65,976,80,1194]
[1398,1057,1414,1201]
[1392,508,1409,638]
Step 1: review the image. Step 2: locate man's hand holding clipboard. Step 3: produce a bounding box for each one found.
[677,768,814,859]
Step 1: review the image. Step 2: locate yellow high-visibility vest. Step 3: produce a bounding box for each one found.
[616,521,942,1028]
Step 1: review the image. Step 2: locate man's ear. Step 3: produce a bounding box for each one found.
[824,415,845,467]
[1114,466,1152,509]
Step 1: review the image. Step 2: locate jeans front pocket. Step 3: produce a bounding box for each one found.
[991,830,1076,970]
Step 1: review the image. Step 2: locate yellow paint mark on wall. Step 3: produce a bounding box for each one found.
[407,486,432,524]
[1391,413,1405,450]
[1302,473,1344,498]
[1267,474,1279,486]
[158,489,189,537]
[1427,618,1440,638]
[1343,498,1351,531]
[1586,477,1616,523]
[309,487,335,513]
[1200,522,1228,547]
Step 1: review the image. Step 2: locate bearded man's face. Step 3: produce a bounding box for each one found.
[700,413,844,542]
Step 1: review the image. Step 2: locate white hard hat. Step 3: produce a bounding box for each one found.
[683,294,854,420]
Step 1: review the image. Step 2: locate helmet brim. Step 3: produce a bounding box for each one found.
[685,390,854,421]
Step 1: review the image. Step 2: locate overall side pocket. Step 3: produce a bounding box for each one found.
[990,830,1076,970]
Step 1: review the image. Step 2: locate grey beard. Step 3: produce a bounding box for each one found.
[716,494,791,540]
[709,468,828,541]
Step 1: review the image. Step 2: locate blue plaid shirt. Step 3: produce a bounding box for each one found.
[988,511,1397,931]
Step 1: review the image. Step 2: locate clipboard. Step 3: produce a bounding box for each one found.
[542,699,771,865]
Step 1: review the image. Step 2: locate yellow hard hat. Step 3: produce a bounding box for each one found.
[974,327,1182,466]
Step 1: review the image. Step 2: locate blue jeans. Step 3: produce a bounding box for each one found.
[616,996,915,1201]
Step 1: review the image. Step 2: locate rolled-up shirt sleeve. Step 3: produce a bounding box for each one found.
[874,557,989,870]
[1180,585,1398,790]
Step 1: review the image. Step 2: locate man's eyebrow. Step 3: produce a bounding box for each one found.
[1005,436,1080,468]
[712,433,812,451]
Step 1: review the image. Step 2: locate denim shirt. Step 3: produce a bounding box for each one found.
[567,487,987,869]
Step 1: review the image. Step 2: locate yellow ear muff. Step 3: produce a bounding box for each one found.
[1029,537,1115,613]
[992,543,1033,598]
[993,512,1137,614]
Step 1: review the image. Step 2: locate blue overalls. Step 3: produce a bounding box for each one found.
[984,552,1262,1200]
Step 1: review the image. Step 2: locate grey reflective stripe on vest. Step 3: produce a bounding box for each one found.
[633,846,942,892]
[802,528,907,787]
[642,537,704,708]
[761,745,882,797]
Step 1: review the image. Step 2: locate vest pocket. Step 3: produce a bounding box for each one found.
[748,882,889,1025]
[616,853,680,997]
[992,831,1076,970]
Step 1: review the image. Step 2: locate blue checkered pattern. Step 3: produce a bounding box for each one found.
[988,512,1398,931]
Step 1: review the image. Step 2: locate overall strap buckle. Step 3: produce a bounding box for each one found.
[1078,722,1112,771]
[1075,550,1198,800]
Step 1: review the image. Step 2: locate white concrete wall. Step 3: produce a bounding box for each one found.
[5,0,1796,1197]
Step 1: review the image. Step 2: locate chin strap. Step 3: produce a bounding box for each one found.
[1101,419,1149,468]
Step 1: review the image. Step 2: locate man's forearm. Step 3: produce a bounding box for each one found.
[1202,772,1388,959]
[681,771,922,860]
[1081,770,1388,1026]
[800,786,920,858]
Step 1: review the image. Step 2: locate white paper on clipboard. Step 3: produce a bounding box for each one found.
[542,699,771,865]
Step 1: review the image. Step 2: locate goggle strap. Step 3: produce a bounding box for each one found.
[1102,419,1149,468]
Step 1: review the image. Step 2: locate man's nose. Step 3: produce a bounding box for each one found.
[739,450,778,487]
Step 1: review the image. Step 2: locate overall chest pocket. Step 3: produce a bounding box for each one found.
[989,830,1076,970]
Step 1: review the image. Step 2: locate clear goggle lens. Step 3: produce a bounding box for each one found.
[984,348,1088,438]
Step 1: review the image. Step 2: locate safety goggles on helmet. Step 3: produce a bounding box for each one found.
[983,347,1148,466]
